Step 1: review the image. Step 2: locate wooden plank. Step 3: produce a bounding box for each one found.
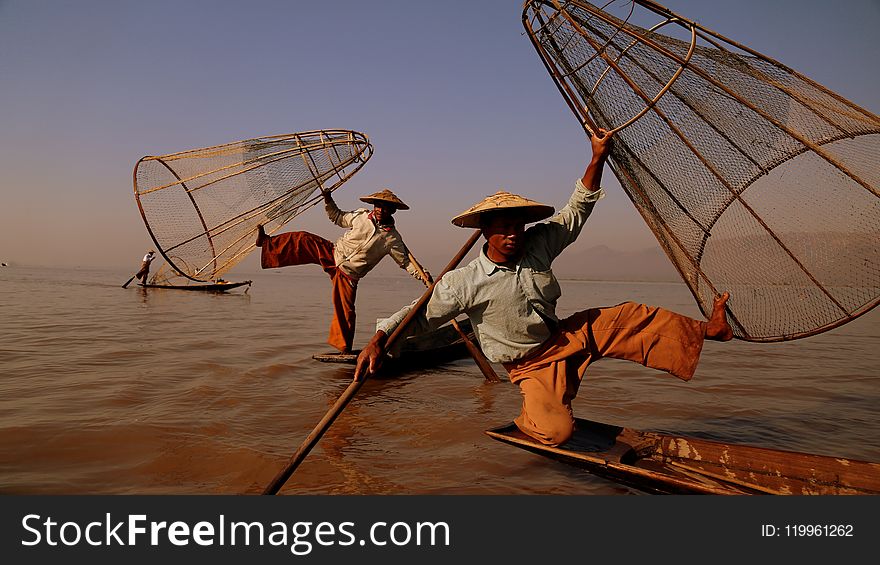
[486,417,880,495]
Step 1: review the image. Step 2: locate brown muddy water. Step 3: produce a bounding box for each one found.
[1,265,878,494]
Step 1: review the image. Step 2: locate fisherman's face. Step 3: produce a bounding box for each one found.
[373,204,395,223]
[482,213,526,263]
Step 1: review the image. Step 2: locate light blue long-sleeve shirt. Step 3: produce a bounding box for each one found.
[377,179,604,363]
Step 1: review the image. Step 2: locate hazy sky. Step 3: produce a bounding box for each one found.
[1,0,878,272]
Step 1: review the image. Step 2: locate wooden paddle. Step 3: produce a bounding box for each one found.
[406,251,501,383]
[262,229,483,495]
[121,274,137,288]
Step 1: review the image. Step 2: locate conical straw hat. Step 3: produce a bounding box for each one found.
[360,189,409,210]
[451,191,555,228]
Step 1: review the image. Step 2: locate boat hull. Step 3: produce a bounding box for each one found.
[486,417,880,495]
[313,319,477,373]
[139,280,252,292]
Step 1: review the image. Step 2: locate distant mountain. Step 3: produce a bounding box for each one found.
[553,244,680,282]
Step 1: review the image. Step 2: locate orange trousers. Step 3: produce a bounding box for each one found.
[261,231,358,352]
[503,302,706,446]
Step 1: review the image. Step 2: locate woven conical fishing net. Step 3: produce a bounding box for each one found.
[134,129,372,282]
[523,0,879,342]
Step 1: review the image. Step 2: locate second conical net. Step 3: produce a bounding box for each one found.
[133,129,373,282]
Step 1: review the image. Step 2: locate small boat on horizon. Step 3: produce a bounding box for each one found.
[137,280,252,293]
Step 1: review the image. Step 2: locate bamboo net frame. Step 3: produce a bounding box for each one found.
[523,0,880,342]
[133,129,373,282]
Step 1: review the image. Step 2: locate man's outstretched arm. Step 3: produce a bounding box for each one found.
[353,277,466,381]
[580,128,612,191]
[323,188,357,227]
[535,128,614,259]
[354,330,388,381]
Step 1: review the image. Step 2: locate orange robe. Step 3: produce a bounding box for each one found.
[503,302,705,446]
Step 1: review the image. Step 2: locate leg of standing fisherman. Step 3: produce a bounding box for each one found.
[328,269,358,353]
[259,231,336,272]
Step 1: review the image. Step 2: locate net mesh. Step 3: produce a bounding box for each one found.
[134,129,372,282]
[524,0,880,341]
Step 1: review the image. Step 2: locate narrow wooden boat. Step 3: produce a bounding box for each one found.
[313,318,475,372]
[486,417,880,495]
[139,280,252,292]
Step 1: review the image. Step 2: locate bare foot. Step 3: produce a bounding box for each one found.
[705,292,733,341]
[255,224,266,247]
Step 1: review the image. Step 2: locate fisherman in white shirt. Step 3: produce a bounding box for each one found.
[256,188,429,354]
[135,250,156,286]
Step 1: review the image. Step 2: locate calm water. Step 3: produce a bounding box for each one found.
[1,265,878,494]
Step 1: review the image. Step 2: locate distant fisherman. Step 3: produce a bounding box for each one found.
[355,130,733,447]
[256,188,429,354]
[135,250,156,286]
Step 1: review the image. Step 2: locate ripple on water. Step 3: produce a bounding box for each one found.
[2,268,878,493]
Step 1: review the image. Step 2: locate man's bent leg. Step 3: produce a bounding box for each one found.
[513,374,576,447]
[505,302,708,446]
[505,340,586,446]
[566,302,706,381]
[328,270,358,353]
[260,231,336,272]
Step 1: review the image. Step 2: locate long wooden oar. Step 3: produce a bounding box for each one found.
[407,252,501,383]
[122,274,138,288]
[262,230,483,495]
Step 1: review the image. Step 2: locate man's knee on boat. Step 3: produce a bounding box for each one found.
[529,420,575,447]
